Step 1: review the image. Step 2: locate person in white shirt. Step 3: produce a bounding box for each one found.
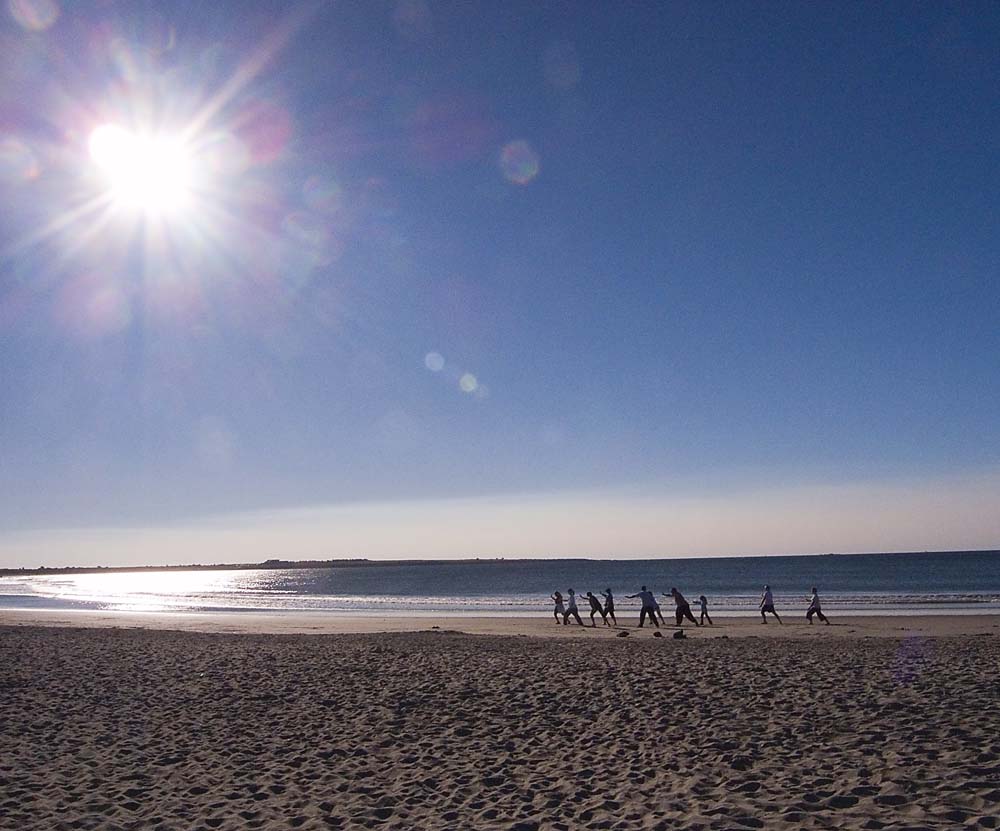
[806,587,830,625]
[759,584,782,624]
[562,588,584,626]
[550,591,565,624]
[626,586,660,628]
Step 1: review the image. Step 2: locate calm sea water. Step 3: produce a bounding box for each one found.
[1,551,999,616]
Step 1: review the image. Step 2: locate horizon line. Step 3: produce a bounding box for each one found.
[2,548,998,577]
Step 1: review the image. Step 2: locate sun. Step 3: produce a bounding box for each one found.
[88,123,195,216]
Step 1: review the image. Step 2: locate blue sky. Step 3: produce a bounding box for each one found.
[1,1,998,565]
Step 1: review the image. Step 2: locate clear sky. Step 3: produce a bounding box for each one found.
[1,1,998,567]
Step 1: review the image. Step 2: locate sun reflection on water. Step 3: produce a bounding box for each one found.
[23,570,260,612]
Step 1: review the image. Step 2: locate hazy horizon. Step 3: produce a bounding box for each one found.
[2,471,998,569]
[2,2,998,568]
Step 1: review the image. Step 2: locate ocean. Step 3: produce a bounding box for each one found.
[1,550,999,617]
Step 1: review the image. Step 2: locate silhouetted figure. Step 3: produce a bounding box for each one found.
[697,594,713,626]
[563,589,584,626]
[627,586,660,628]
[667,587,700,626]
[652,595,666,626]
[759,584,782,624]
[551,591,565,624]
[584,591,608,626]
[807,587,830,625]
[601,588,617,626]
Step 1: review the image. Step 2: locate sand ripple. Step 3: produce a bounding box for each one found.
[1,627,999,830]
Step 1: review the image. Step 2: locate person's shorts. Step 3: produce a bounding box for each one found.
[761,604,776,613]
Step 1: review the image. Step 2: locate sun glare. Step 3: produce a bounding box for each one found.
[88,123,195,215]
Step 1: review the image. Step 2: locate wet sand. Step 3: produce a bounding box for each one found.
[2,607,1000,638]
[2,617,999,830]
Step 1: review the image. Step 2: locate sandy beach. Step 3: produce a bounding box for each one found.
[2,616,999,830]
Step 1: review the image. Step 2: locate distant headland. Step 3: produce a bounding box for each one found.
[0,558,515,577]
[0,550,995,578]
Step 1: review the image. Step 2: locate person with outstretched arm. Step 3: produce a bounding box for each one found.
[626,586,660,628]
[759,584,782,624]
[806,587,830,625]
[666,587,700,626]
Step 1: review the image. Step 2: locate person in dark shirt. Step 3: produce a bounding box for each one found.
[584,591,608,627]
[696,594,713,626]
[601,588,617,626]
[666,587,700,626]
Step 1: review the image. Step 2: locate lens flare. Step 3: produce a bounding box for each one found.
[500,140,540,185]
[303,175,344,214]
[459,373,478,393]
[424,351,444,372]
[0,137,40,182]
[7,0,59,32]
[392,0,433,41]
[542,40,581,90]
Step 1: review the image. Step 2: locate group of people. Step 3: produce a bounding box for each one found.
[550,588,619,627]
[550,585,831,628]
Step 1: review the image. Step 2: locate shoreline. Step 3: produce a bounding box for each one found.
[2,607,999,638]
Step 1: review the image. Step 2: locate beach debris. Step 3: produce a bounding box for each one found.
[616,630,630,638]
[652,631,663,638]
[673,630,686,640]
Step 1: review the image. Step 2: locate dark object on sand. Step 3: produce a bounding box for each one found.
[616,630,630,638]
[673,630,686,640]
[652,631,663,638]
